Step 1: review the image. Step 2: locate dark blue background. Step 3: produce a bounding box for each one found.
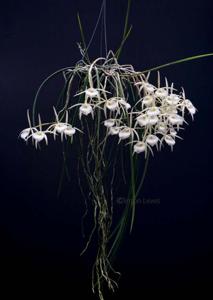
[0,0,213,298]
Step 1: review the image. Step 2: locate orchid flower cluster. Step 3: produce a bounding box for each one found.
[20,53,196,156]
[20,109,81,148]
[19,50,197,300]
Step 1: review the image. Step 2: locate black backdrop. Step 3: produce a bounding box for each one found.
[0,0,213,298]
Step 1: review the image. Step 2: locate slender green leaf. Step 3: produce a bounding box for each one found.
[141,53,213,73]
[116,0,132,59]
[116,26,133,59]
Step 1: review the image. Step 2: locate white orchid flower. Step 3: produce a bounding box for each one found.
[166,94,180,105]
[85,87,100,98]
[48,108,70,140]
[104,97,131,117]
[146,134,159,147]
[124,102,131,110]
[109,126,120,135]
[146,106,160,116]
[118,127,132,140]
[20,128,31,141]
[156,122,168,134]
[169,128,177,137]
[118,98,131,110]
[75,86,110,100]
[135,81,156,93]
[161,134,176,151]
[31,131,48,148]
[20,111,50,148]
[64,125,76,137]
[19,110,34,141]
[161,105,178,115]
[76,87,100,99]
[133,141,146,154]
[136,114,149,127]
[155,88,168,99]
[168,114,184,126]
[142,95,154,108]
[164,134,176,146]
[104,119,115,128]
[147,115,159,125]
[105,98,119,112]
[26,114,49,149]
[118,126,139,143]
[143,82,156,93]
[49,108,81,141]
[79,103,94,119]
[182,99,196,118]
[54,123,68,133]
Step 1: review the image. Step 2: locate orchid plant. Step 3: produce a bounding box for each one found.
[19,1,212,299]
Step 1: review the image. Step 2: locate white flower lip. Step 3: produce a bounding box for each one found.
[85,87,99,98]
[146,134,158,146]
[106,99,119,111]
[134,141,146,154]
[118,127,131,140]
[146,106,160,116]
[124,102,131,110]
[147,115,159,125]
[20,128,31,140]
[166,94,180,105]
[187,105,196,115]
[142,95,154,107]
[157,122,167,133]
[162,106,178,115]
[155,88,168,98]
[118,98,131,110]
[164,135,176,146]
[170,128,177,137]
[104,119,115,128]
[55,123,68,133]
[183,99,196,115]
[64,126,76,136]
[109,126,120,135]
[118,98,127,106]
[143,82,155,93]
[80,103,93,116]
[136,114,149,126]
[168,114,184,125]
[32,131,46,142]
